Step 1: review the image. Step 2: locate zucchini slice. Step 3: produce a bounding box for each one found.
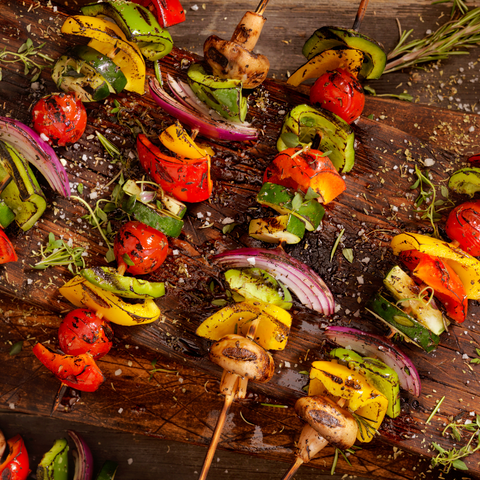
[249,214,305,244]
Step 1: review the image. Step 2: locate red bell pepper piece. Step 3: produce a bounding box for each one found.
[467,153,480,167]
[32,343,105,392]
[132,0,185,27]
[399,249,468,323]
[0,434,30,480]
[0,228,17,264]
[137,133,212,203]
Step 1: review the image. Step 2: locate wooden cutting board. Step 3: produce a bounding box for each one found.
[1,1,480,479]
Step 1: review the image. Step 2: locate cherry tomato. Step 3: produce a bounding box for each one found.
[446,200,480,256]
[0,434,29,480]
[0,228,17,264]
[58,308,114,359]
[309,68,365,124]
[31,92,87,146]
[399,249,467,323]
[114,221,168,275]
[467,153,480,167]
[32,343,105,392]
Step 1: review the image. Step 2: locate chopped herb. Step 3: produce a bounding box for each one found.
[9,340,23,356]
[77,183,84,195]
[240,411,255,426]
[222,223,237,234]
[426,395,446,424]
[330,228,345,261]
[342,248,354,263]
[260,403,288,408]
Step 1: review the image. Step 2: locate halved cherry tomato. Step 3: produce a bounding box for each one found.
[399,249,467,323]
[263,147,346,204]
[114,220,168,275]
[0,434,29,480]
[32,343,105,392]
[58,308,114,359]
[446,200,480,256]
[31,92,87,146]
[0,228,17,264]
[468,153,480,167]
[309,68,365,124]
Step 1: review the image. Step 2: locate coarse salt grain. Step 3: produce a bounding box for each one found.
[115,369,122,376]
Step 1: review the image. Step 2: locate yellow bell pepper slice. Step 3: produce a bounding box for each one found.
[160,122,214,159]
[391,232,480,300]
[308,361,388,443]
[287,47,364,87]
[61,15,146,95]
[59,275,161,326]
[195,298,292,351]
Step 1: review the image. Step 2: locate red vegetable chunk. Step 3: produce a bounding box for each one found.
[58,308,113,359]
[114,220,168,275]
[446,200,480,256]
[0,228,17,264]
[31,92,87,146]
[0,434,29,480]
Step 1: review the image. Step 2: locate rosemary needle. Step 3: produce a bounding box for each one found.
[426,395,446,424]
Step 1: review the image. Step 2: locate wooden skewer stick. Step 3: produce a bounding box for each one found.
[255,0,270,16]
[50,382,68,416]
[352,0,370,32]
[280,457,304,480]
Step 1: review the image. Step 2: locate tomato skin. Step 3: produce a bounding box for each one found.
[32,343,105,392]
[309,68,365,124]
[58,308,113,359]
[446,200,480,256]
[0,229,17,264]
[0,434,29,480]
[399,249,467,323]
[114,220,168,275]
[31,92,87,146]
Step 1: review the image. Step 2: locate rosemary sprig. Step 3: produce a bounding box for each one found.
[0,38,54,82]
[410,165,453,239]
[432,0,469,17]
[431,414,480,473]
[384,7,480,74]
[352,412,378,441]
[31,232,87,274]
[330,228,345,261]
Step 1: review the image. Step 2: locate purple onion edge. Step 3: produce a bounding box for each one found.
[68,430,94,480]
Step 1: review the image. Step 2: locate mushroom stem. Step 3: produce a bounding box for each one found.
[280,457,304,480]
[352,0,370,31]
[198,391,235,480]
[255,0,270,16]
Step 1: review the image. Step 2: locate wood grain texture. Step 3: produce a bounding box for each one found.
[0,0,480,479]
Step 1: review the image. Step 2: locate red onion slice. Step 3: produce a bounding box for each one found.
[148,78,259,142]
[324,326,421,397]
[213,247,335,315]
[0,116,70,197]
[68,430,93,480]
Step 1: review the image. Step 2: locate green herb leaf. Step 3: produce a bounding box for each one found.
[292,193,303,211]
[330,229,345,261]
[9,341,23,355]
[77,183,84,194]
[342,248,354,263]
[122,253,135,266]
[452,459,469,470]
[304,187,320,201]
[364,85,376,95]
[280,132,300,149]
[222,223,237,234]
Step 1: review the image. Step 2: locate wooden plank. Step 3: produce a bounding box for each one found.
[0,1,480,479]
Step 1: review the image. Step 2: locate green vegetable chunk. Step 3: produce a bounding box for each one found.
[330,347,401,419]
[80,266,166,299]
[256,182,324,231]
[448,168,480,197]
[37,438,69,480]
[224,268,292,310]
[187,63,248,123]
[249,214,305,244]
[0,199,14,228]
[0,141,47,231]
[95,460,118,480]
[366,291,440,353]
[277,104,355,173]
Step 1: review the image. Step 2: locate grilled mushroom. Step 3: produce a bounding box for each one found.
[281,395,358,480]
[203,0,270,88]
[199,333,275,480]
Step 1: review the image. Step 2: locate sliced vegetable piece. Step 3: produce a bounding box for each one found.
[277,104,355,173]
[308,360,388,442]
[196,298,292,351]
[67,431,94,480]
[391,232,480,300]
[59,275,161,326]
[95,460,118,480]
[0,141,47,231]
[383,265,446,336]
[330,348,401,419]
[0,228,17,264]
[0,116,70,197]
[302,27,345,59]
[159,121,214,159]
[264,147,346,204]
[187,63,247,123]
[80,1,173,61]
[0,434,29,480]
[366,291,440,353]
[249,214,306,244]
[213,247,335,315]
[132,0,185,28]
[37,438,69,480]
[224,268,292,310]
[446,200,480,256]
[324,326,422,397]
[0,200,14,228]
[69,45,127,93]
[448,167,480,197]
[80,266,166,298]
[61,15,146,94]
[287,46,364,87]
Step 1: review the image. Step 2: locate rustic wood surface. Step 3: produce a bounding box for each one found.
[1,0,480,479]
